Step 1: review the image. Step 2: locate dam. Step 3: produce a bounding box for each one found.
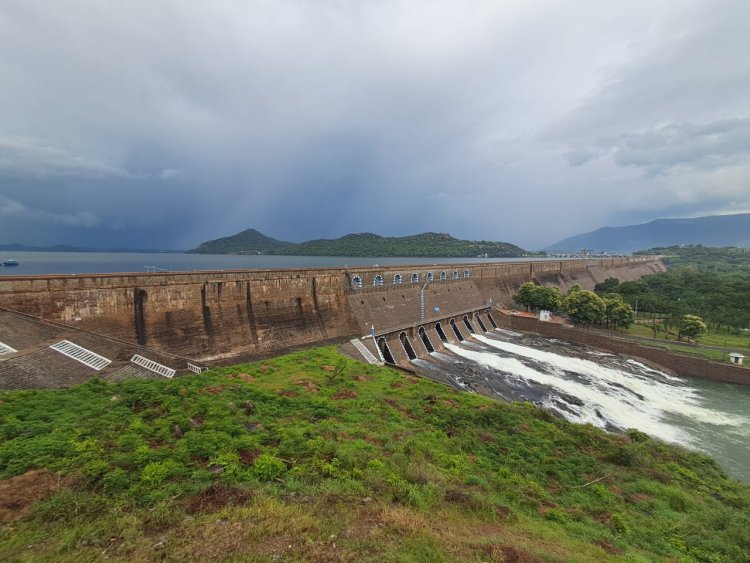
[0,256,665,388]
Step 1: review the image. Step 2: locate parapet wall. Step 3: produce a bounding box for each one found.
[0,257,663,361]
[497,311,750,385]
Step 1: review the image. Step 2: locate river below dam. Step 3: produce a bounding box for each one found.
[413,329,750,483]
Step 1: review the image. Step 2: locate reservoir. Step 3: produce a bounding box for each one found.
[0,251,553,276]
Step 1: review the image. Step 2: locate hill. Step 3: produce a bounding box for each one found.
[188,228,290,254]
[545,213,750,254]
[0,347,748,561]
[190,230,528,257]
[634,245,750,272]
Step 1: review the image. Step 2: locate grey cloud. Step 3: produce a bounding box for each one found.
[0,137,129,179]
[0,196,100,227]
[564,150,598,167]
[607,119,750,175]
[1,1,750,250]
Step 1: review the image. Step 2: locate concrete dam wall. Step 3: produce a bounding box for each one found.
[0,257,664,362]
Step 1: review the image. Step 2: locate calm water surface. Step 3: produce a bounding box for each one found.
[0,251,553,276]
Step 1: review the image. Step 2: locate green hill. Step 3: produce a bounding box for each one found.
[190,230,529,257]
[1,347,748,561]
[188,228,289,254]
[634,245,750,272]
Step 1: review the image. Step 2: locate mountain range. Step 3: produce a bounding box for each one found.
[189,229,529,257]
[545,213,750,254]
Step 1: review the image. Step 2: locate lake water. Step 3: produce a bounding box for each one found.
[0,251,550,276]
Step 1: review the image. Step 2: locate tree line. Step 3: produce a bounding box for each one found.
[512,281,635,330]
[513,278,710,340]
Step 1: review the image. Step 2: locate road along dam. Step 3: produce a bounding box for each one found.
[0,257,664,388]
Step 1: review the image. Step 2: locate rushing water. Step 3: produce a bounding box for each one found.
[417,330,750,483]
[0,251,555,276]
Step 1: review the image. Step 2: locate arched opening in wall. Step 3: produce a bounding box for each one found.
[435,322,448,343]
[440,271,447,281]
[487,312,498,328]
[475,314,488,332]
[452,270,459,279]
[463,315,476,334]
[374,275,384,287]
[411,273,419,283]
[418,326,435,352]
[464,269,470,278]
[427,272,434,282]
[450,319,464,341]
[393,274,403,285]
[377,337,395,364]
[399,331,417,360]
[351,275,363,289]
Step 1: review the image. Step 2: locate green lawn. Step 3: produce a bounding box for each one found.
[1,347,749,561]
[627,323,750,363]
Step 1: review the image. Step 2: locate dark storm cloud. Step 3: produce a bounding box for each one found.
[1,1,749,250]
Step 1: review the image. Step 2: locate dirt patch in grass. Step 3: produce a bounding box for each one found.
[185,484,252,514]
[227,373,256,383]
[594,538,623,555]
[277,389,298,398]
[203,385,227,395]
[239,449,261,465]
[294,380,320,393]
[332,390,358,400]
[0,469,70,523]
[351,374,373,381]
[478,544,543,562]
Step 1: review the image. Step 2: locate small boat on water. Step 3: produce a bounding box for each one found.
[2,259,19,267]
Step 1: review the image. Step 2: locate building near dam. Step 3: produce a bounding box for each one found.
[0,256,668,389]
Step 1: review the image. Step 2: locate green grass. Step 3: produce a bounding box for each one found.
[1,347,749,561]
[627,323,750,363]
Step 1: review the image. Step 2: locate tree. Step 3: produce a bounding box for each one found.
[566,283,583,295]
[514,282,563,312]
[536,286,562,312]
[678,314,707,341]
[563,289,606,325]
[513,282,538,311]
[594,277,620,294]
[604,294,635,330]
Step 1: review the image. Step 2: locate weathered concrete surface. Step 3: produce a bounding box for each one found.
[0,257,663,362]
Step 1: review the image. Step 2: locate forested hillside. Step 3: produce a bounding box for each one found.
[601,246,750,331]
[191,230,528,257]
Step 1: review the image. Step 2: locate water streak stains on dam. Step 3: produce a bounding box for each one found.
[0,257,663,362]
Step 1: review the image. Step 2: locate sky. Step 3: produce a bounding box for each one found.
[1,0,749,251]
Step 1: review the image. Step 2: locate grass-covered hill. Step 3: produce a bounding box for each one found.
[189,230,529,257]
[635,245,750,272]
[189,228,290,255]
[1,347,748,561]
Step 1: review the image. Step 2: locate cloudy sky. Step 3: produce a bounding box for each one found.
[1,0,749,250]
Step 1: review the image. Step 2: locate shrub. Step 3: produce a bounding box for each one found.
[252,454,286,481]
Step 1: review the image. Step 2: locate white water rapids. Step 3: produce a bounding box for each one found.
[416,329,750,481]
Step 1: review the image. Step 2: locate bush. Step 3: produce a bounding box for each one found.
[252,454,286,481]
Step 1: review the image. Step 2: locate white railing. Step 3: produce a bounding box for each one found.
[351,338,382,365]
[130,354,176,378]
[187,363,208,374]
[50,340,111,370]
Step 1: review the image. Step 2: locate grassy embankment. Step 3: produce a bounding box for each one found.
[626,323,750,364]
[1,347,749,561]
